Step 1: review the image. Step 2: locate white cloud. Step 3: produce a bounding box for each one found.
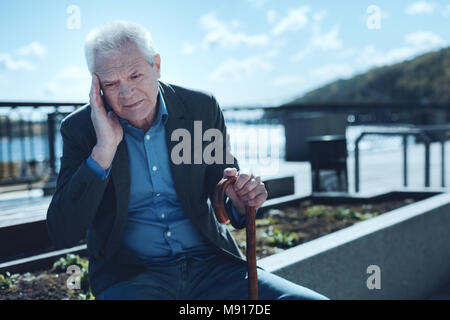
[405,1,436,15]
[266,49,279,58]
[56,65,90,81]
[444,4,450,17]
[310,64,354,82]
[291,49,312,62]
[356,31,446,69]
[41,65,90,100]
[181,42,197,55]
[271,6,310,36]
[404,30,446,48]
[291,11,342,62]
[247,0,267,8]
[14,41,47,58]
[267,10,278,24]
[0,53,36,71]
[356,45,414,68]
[313,10,328,22]
[200,12,269,49]
[271,75,305,87]
[209,55,273,81]
[0,41,47,72]
[310,25,341,51]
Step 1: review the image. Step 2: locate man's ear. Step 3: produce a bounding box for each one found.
[154,54,161,78]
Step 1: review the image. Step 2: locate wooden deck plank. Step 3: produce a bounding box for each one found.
[0,197,51,228]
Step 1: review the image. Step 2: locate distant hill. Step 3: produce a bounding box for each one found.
[288,47,450,105]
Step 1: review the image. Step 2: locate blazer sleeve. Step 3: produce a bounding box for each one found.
[205,95,250,230]
[46,118,111,248]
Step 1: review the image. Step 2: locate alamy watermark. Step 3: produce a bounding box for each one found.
[366,5,381,30]
[170,121,280,176]
[66,5,81,30]
[66,265,81,290]
[366,265,381,290]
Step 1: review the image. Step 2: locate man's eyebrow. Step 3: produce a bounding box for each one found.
[102,78,117,84]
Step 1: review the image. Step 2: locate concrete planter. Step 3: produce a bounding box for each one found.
[258,192,450,299]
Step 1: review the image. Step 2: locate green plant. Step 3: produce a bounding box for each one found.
[331,207,379,221]
[305,205,380,222]
[79,291,95,300]
[0,272,20,289]
[267,229,300,249]
[256,216,277,227]
[52,254,88,273]
[0,272,12,289]
[333,208,358,220]
[305,205,328,218]
[52,254,93,299]
[358,212,379,220]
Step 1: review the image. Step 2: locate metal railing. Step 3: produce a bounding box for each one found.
[0,102,85,192]
[354,125,450,192]
[5,100,447,196]
[223,108,285,163]
[0,102,284,194]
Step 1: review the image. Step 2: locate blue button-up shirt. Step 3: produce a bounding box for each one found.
[86,90,242,263]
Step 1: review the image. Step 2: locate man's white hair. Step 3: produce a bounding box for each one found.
[84,20,157,74]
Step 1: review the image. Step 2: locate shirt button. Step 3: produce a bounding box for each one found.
[161,213,165,219]
[145,135,151,140]
[156,193,160,197]
[152,166,157,171]
[167,231,171,237]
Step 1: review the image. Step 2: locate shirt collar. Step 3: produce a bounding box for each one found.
[159,90,169,126]
[118,88,168,133]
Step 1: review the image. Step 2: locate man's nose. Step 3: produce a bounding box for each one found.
[119,82,135,99]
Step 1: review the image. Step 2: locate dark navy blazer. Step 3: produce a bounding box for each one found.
[46,81,248,296]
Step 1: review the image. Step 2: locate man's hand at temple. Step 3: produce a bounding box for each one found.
[223,168,268,216]
[90,74,123,170]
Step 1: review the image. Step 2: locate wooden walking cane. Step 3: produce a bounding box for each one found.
[212,176,258,300]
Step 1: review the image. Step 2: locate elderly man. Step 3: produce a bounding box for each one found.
[46,21,328,300]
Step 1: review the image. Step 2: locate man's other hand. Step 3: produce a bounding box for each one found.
[223,168,268,216]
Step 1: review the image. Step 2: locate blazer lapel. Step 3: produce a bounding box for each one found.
[165,117,194,213]
[159,82,195,215]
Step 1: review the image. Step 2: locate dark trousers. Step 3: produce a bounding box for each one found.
[96,254,328,300]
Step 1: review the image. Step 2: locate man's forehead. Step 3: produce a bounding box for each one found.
[95,58,148,80]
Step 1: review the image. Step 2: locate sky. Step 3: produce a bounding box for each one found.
[0,0,449,107]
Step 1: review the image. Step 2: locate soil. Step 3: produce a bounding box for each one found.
[0,198,416,300]
[0,270,85,300]
[229,198,417,260]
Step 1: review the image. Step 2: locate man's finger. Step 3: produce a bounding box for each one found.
[240,182,265,201]
[90,74,105,115]
[223,167,238,178]
[246,192,267,208]
[234,172,253,190]
[90,74,99,97]
[237,176,261,197]
[90,75,98,105]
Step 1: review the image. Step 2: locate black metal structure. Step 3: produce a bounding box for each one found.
[0,102,85,193]
[308,135,348,192]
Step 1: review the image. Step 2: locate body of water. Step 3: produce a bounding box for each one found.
[0,124,423,166]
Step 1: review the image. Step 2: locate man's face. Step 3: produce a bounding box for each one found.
[94,42,161,124]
